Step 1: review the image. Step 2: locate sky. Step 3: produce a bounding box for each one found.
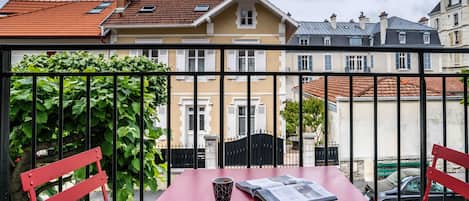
[269,0,440,23]
[0,0,440,23]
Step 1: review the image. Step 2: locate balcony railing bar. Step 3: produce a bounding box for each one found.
[31,76,37,170]
[324,76,329,166]
[464,77,468,184]
[58,76,64,192]
[273,74,278,168]
[112,75,118,201]
[373,75,378,200]
[139,75,145,201]
[397,75,402,200]
[349,75,354,183]
[193,74,199,169]
[166,75,172,186]
[3,44,469,53]
[219,49,225,169]
[5,71,469,77]
[299,75,304,167]
[419,52,428,199]
[247,75,252,168]
[85,75,91,201]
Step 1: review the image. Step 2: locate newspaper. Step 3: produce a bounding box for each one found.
[236,175,337,201]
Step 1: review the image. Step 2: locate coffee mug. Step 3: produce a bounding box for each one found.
[212,177,234,201]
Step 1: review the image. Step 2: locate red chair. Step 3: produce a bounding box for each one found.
[20,147,109,201]
[423,144,469,201]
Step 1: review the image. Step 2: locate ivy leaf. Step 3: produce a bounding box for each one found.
[131,158,140,172]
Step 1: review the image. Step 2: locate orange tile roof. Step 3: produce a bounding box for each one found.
[104,0,223,26]
[0,0,115,37]
[301,77,460,102]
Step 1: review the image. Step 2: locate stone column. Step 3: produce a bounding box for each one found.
[303,133,316,167]
[204,135,218,169]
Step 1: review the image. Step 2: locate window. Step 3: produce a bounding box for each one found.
[299,37,309,46]
[423,32,431,44]
[396,53,411,70]
[194,5,209,12]
[349,37,362,46]
[346,56,366,72]
[142,49,159,63]
[297,55,312,71]
[455,31,461,44]
[399,32,406,44]
[449,0,461,6]
[238,106,255,136]
[370,55,374,68]
[324,55,332,71]
[435,18,440,29]
[240,9,254,26]
[424,53,432,70]
[187,106,205,131]
[454,13,459,26]
[324,37,331,46]
[238,50,255,72]
[187,49,205,72]
[139,5,156,13]
[404,178,420,193]
[87,2,112,14]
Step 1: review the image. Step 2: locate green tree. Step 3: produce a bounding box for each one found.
[8,51,168,201]
[281,98,325,140]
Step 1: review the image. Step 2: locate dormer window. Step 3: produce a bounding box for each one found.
[139,5,156,13]
[324,37,331,46]
[423,32,431,44]
[240,9,254,26]
[399,32,406,44]
[449,0,462,6]
[349,37,362,46]
[237,2,256,29]
[299,37,309,45]
[87,1,112,14]
[194,5,209,12]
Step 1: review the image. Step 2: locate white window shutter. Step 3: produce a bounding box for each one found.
[159,49,169,65]
[255,104,266,133]
[176,50,186,80]
[129,49,139,57]
[255,50,266,79]
[205,50,216,80]
[155,105,167,128]
[227,50,237,79]
[227,106,236,138]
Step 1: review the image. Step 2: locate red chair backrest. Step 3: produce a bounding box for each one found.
[20,147,109,201]
[423,144,469,201]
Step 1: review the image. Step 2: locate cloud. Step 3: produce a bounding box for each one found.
[270,0,440,22]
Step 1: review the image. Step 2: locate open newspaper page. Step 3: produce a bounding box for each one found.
[255,183,337,201]
[236,175,311,196]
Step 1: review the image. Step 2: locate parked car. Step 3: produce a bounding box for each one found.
[365,169,464,201]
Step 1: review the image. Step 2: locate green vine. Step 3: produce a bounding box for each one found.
[8,51,168,201]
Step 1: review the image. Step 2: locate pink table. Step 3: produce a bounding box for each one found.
[157,167,366,201]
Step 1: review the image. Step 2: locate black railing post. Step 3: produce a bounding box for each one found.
[166,75,172,186]
[139,75,144,201]
[418,51,427,198]
[193,73,198,169]
[464,77,468,184]
[219,49,225,168]
[299,75,303,167]
[58,76,64,192]
[373,75,378,200]
[273,75,278,167]
[31,76,37,170]
[349,75,353,182]
[0,49,11,201]
[112,75,118,201]
[442,76,448,200]
[324,76,329,166]
[247,74,251,168]
[397,75,402,200]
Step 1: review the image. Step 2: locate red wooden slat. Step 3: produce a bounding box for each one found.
[20,147,103,192]
[432,144,469,169]
[46,171,108,201]
[426,167,469,199]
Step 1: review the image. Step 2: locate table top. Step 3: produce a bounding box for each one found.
[157,167,366,201]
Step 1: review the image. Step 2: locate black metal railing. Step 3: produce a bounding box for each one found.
[0,44,469,201]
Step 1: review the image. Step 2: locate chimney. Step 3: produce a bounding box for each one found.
[441,0,448,12]
[379,11,388,45]
[116,0,128,9]
[330,13,337,29]
[418,17,429,25]
[359,12,368,30]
